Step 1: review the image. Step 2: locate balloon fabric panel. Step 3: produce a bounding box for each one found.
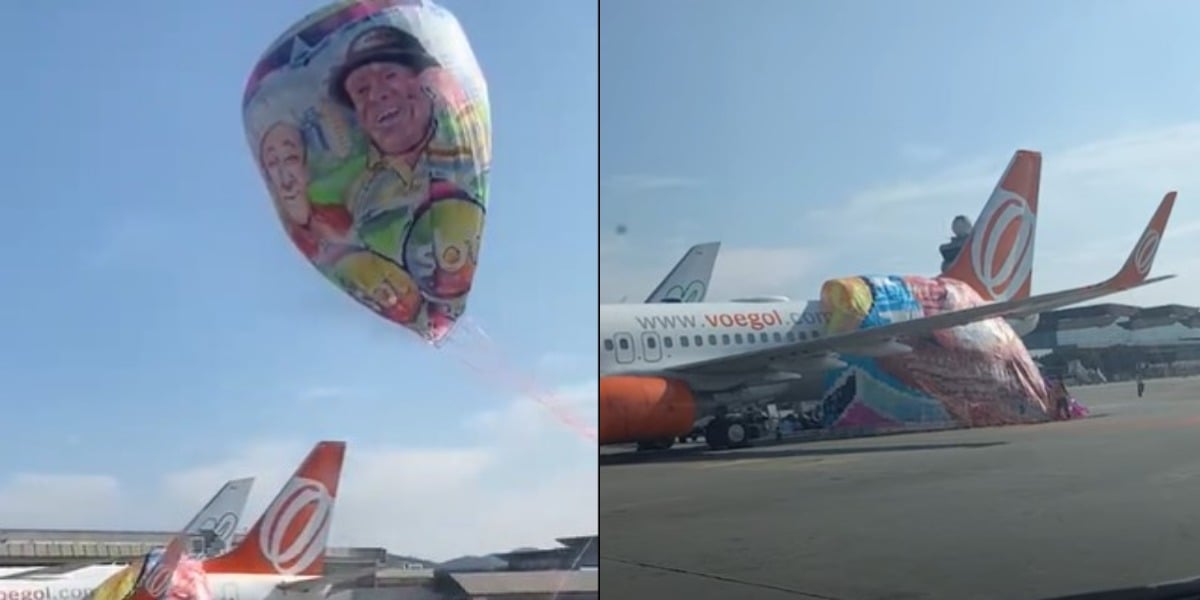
[243,0,490,344]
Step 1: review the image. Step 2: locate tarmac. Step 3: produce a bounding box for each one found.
[600,376,1200,600]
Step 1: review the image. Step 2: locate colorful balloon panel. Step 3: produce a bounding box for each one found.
[817,274,1056,432]
[244,0,491,343]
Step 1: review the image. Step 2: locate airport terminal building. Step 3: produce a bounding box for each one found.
[0,529,597,600]
[1022,303,1200,379]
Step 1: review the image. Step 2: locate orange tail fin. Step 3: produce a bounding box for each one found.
[129,533,188,600]
[942,149,1042,302]
[203,441,347,577]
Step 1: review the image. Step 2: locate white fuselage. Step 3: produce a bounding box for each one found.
[0,566,126,600]
[600,300,836,400]
[204,574,324,600]
[600,297,1036,405]
[0,568,320,600]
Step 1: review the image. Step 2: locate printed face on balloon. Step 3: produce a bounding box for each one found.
[259,122,310,224]
[343,61,435,157]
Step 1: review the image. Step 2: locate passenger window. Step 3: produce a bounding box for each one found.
[734,333,744,344]
[760,333,769,343]
[722,334,731,345]
[747,334,756,344]
[646,336,657,349]
[786,331,796,342]
[663,337,673,348]
[603,339,614,351]
[799,331,808,340]
[695,335,704,346]
[708,334,717,345]
[680,336,690,347]
[619,338,630,350]
[773,332,783,343]
[812,330,821,338]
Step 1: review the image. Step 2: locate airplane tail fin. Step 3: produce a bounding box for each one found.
[942,150,1042,302]
[202,441,347,577]
[128,532,188,600]
[645,242,721,303]
[182,477,254,557]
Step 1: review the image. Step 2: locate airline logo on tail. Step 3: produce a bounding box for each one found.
[258,477,334,575]
[203,441,346,578]
[943,150,1042,302]
[136,534,187,600]
[1111,191,1175,289]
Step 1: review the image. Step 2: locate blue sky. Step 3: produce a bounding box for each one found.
[0,0,596,558]
[601,0,1200,311]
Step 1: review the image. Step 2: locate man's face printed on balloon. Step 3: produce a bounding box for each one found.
[259,122,311,224]
[344,61,434,157]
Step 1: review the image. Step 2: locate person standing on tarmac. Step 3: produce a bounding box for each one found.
[1051,378,1072,420]
[1137,374,1146,398]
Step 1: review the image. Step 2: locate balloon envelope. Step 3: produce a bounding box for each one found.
[243,0,491,343]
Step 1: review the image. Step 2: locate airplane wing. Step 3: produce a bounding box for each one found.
[671,191,1177,377]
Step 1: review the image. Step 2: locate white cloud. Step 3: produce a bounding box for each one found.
[0,475,123,529]
[0,383,597,562]
[602,121,1200,307]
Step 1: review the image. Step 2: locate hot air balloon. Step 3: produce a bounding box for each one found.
[243,0,491,343]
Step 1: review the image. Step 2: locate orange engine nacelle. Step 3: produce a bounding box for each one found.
[599,376,698,445]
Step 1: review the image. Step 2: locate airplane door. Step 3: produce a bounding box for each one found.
[614,332,635,364]
[642,331,662,363]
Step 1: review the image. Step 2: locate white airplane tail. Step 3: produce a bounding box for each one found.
[645,242,720,303]
[182,478,254,557]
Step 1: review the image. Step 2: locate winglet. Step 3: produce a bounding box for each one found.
[1107,191,1176,290]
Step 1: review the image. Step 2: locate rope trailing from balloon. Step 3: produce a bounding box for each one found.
[438,316,597,443]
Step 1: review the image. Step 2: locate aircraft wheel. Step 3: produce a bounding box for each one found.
[705,419,730,450]
[727,422,747,446]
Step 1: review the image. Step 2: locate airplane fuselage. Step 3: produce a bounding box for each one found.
[0,566,125,600]
[601,299,833,394]
[598,292,1039,446]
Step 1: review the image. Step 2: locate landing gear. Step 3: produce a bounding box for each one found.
[704,416,759,450]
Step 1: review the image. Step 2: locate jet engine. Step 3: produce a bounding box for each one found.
[599,376,698,446]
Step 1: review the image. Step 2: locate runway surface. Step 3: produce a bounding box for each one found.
[600,377,1200,600]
